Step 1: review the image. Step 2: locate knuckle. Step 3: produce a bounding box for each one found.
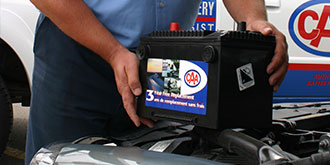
[129,79,140,88]
[117,82,128,94]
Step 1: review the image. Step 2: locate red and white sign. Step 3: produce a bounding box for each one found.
[289,1,330,56]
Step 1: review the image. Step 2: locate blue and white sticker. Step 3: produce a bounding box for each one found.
[145,58,208,115]
[289,0,330,57]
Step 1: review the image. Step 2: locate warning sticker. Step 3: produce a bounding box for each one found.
[236,63,255,91]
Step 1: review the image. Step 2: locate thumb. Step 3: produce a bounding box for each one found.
[249,21,273,36]
[125,53,142,96]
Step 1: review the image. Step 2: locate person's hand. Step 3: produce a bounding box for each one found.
[108,47,154,128]
[247,20,289,92]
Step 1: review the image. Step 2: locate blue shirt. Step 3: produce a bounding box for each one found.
[84,0,201,48]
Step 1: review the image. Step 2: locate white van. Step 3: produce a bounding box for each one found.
[1,0,330,157]
[0,0,38,156]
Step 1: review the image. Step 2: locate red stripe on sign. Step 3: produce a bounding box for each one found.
[195,17,215,22]
[289,63,330,71]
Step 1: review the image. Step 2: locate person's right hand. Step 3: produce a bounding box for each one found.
[247,20,289,92]
[108,47,154,128]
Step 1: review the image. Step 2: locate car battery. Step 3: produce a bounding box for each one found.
[136,24,275,130]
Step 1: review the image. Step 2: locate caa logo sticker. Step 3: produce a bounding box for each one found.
[184,70,201,87]
[180,60,208,95]
[289,0,330,57]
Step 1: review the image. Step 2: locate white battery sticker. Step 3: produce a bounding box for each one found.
[236,63,255,91]
[148,139,175,152]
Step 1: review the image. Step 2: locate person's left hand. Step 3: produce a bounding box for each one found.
[108,47,154,128]
[247,20,289,92]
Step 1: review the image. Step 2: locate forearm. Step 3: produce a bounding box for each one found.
[223,0,267,28]
[30,0,125,64]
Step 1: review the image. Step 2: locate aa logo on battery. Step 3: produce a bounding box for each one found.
[236,63,255,91]
[184,70,201,87]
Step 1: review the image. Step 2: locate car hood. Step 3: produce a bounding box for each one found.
[32,143,229,165]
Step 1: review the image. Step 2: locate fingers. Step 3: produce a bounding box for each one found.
[121,56,153,128]
[267,31,288,74]
[249,20,289,91]
[111,50,151,127]
[140,117,154,128]
[267,29,289,91]
[125,54,142,96]
[248,20,273,36]
[268,58,288,91]
[114,65,141,127]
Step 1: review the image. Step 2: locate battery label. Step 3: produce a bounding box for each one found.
[145,58,208,115]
